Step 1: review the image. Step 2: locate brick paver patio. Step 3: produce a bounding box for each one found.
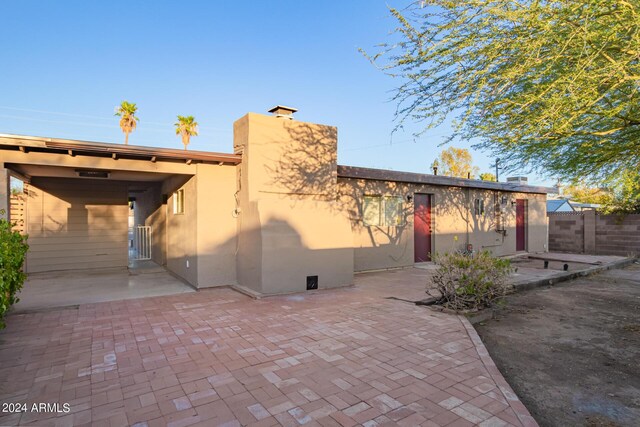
[0,269,536,426]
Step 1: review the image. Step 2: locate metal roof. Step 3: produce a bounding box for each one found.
[547,199,573,212]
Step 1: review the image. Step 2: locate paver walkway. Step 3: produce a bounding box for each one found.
[0,271,536,427]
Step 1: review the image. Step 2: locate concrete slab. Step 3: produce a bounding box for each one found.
[128,259,168,274]
[509,256,636,292]
[527,252,626,265]
[355,267,434,302]
[13,265,195,312]
[352,253,636,305]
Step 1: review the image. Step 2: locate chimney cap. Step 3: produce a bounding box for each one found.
[268,105,298,116]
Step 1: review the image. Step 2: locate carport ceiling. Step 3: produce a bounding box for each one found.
[7,163,177,182]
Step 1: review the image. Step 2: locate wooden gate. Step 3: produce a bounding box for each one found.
[9,189,26,234]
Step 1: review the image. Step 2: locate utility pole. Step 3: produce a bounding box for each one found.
[492,158,502,182]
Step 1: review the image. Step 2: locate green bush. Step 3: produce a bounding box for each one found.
[0,210,29,328]
[430,250,513,311]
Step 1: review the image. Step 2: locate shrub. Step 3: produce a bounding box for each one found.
[0,210,29,328]
[429,250,513,311]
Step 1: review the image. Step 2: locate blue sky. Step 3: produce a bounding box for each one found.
[0,1,549,185]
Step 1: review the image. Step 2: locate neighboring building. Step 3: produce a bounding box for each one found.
[547,199,574,212]
[547,198,600,213]
[569,201,600,211]
[0,106,554,296]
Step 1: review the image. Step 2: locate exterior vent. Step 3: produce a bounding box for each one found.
[268,105,297,120]
[507,176,528,185]
[75,169,110,179]
[306,275,318,290]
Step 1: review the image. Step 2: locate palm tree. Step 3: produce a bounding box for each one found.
[114,101,139,145]
[175,115,199,150]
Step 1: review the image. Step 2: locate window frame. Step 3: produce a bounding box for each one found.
[384,195,405,226]
[363,195,382,226]
[362,194,405,227]
[173,188,185,215]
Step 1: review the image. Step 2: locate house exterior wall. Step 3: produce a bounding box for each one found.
[131,183,166,266]
[1,117,552,294]
[133,183,161,229]
[195,163,237,287]
[23,177,128,273]
[157,165,238,289]
[337,177,547,271]
[234,113,354,295]
[164,175,198,286]
[147,200,167,266]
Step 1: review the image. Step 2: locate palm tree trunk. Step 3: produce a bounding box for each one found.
[125,131,129,145]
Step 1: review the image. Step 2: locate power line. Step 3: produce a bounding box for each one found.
[0,105,226,132]
[0,106,115,121]
[341,133,451,152]
[0,113,195,134]
[0,114,117,129]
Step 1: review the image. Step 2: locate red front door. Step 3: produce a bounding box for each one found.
[516,199,526,251]
[414,194,432,262]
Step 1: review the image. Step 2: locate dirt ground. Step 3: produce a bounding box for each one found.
[475,263,640,427]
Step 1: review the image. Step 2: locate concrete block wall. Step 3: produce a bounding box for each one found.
[548,212,584,253]
[595,214,640,256]
[548,211,640,256]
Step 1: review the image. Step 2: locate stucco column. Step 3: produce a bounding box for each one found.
[0,165,8,220]
[583,210,596,254]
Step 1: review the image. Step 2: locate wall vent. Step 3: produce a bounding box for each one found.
[306,275,318,290]
[75,169,110,179]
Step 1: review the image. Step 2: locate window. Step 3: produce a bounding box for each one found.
[363,195,381,226]
[384,196,404,226]
[363,195,405,226]
[474,198,485,215]
[173,189,185,214]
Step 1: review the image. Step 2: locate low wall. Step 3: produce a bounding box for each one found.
[548,212,584,253]
[548,211,640,256]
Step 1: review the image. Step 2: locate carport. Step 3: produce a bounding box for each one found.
[0,134,241,307]
[9,164,183,273]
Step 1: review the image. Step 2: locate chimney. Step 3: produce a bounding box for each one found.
[268,105,297,120]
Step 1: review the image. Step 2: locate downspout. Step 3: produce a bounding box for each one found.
[466,187,470,248]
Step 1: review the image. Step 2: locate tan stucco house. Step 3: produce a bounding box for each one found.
[0,106,553,296]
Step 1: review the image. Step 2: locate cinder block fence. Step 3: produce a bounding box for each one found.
[548,211,640,256]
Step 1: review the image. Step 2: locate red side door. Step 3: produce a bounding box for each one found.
[516,199,526,251]
[414,194,432,262]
